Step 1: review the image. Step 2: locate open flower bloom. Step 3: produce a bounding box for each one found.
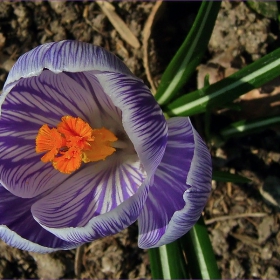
[0,41,212,253]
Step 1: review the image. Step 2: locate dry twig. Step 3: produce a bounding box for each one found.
[205,212,267,225]
[74,244,85,278]
[142,1,163,94]
[97,1,140,49]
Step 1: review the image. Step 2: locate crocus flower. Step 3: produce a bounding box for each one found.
[0,40,212,253]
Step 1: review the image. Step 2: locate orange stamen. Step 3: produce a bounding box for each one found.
[53,147,82,174]
[58,116,94,141]
[35,116,118,174]
[66,135,91,150]
[36,124,66,162]
[83,128,118,163]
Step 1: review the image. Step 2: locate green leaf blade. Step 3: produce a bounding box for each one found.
[180,216,221,279]
[247,1,278,20]
[155,1,221,105]
[167,47,280,116]
[148,240,189,279]
[212,170,251,183]
[221,116,280,139]
[148,248,164,279]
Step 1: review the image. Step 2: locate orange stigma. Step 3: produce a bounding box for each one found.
[35,116,118,174]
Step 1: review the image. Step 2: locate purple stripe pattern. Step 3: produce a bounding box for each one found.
[138,118,212,248]
[0,185,80,252]
[0,41,211,252]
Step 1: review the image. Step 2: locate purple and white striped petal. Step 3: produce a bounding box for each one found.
[32,178,151,244]
[137,118,212,248]
[1,43,167,197]
[1,40,133,106]
[0,40,172,250]
[31,153,146,229]
[0,70,124,198]
[95,72,168,178]
[0,184,80,253]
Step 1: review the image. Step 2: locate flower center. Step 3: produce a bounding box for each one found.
[35,116,118,174]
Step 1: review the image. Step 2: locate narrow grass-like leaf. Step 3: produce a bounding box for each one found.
[180,216,221,279]
[148,240,189,279]
[155,1,221,105]
[247,1,278,20]
[212,170,251,183]
[166,47,280,116]
[221,116,280,139]
[148,248,164,279]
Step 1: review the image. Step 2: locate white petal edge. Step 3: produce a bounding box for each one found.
[1,40,134,112]
[31,178,150,244]
[94,72,168,178]
[139,118,212,248]
[0,225,79,253]
[31,153,146,228]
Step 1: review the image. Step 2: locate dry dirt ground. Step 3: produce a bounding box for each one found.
[0,1,280,279]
